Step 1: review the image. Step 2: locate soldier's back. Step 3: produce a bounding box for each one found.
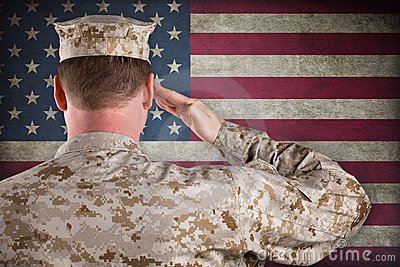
[0,132,253,266]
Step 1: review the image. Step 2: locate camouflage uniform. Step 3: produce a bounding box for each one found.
[0,121,371,266]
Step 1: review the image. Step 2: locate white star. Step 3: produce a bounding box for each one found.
[26,0,39,13]
[25,59,40,73]
[96,0,110,13]
[8,74,22,88]
[8,44,21,58]
[44,44,58,58]
[150,105,164,120]
[167,121,181,135]
[167,26,181,40]
[0,125,4,135]
[25,27,40,40]
[154,74,164,84]
[61,125,68,135]
[44,106,58,120]
[44,74,54,88]
[133,0,146,13]
[0,31,4,40]
[150,43,164,58]
[167,0,181,13]
[150,12,164,27]
[62,0,75,13]
[8,106,22,120]
[8,13,22,27]
[0,95,4,104]
[25,90,40,104]
[167,59,182,73]
[140,124,147,135]
[0,64,4,73]
[44,13,58,27]
[26,121,40,135]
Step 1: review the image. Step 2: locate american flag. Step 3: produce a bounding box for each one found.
[0,0,399,266]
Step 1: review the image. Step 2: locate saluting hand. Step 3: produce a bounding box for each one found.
[153,83,225,145]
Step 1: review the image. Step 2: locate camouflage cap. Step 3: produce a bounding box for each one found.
[53,15,156,64]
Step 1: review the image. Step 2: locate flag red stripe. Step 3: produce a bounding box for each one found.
[339,162,400,183]
[1,161,399,183]
[0,161,42,181]
[191,33,400,55]
[191,0,400,14]
[190,77,400,99]
[190,119,400,141]
[364,204,400,226]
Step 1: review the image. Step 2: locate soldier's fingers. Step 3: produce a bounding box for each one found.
[153,84,173,101]
[154,83,192,105]
[153,83,174,99]
[160,96,177,107]
[168,91,193,106]
[155,99,179,118]
[155,98,173,111]
[153,82,165,93]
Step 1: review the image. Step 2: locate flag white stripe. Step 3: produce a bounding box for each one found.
[191,14,400,33]
[191,55,400,77]
[201,99,400,119]
[362,184,400,204]
[347,226,400,247]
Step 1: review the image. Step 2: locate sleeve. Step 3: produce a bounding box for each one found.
[212,121,372,266]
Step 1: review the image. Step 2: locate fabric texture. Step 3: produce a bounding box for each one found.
[0,121,371,266]
[53,15,156,63]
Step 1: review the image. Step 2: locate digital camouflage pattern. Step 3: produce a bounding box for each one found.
[53,15,156,64]
[0,121,371,266]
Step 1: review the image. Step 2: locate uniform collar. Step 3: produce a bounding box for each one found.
[54,131,147,159]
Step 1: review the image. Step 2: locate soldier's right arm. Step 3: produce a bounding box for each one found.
[212,120,372,266]
[153,83,371,265]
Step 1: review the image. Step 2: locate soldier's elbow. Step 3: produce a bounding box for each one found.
[338,172,372,238]
[347,192,372,238]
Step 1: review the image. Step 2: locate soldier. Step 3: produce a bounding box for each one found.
[0,15,371,266]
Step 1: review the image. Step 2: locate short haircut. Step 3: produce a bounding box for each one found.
[57,56,151,111]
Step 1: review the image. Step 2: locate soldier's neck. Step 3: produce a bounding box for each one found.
[64,105,145,144]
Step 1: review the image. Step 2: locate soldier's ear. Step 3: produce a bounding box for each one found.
[54,74,68,111]
[142,72,154,110]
